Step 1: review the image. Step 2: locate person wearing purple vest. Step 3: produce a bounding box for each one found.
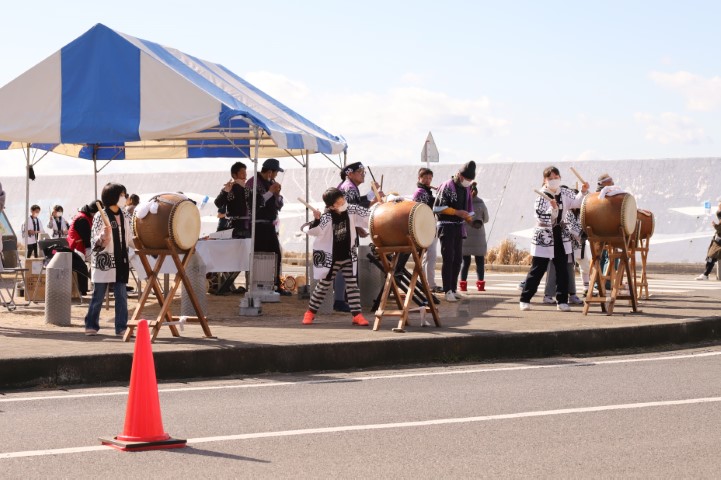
[412,167,442,293]
[433,161,476,302]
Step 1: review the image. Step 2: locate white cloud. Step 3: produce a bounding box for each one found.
[650,71,721,111]
[634,112,709,145]
[242,72,510,166]
[244,71,310,104]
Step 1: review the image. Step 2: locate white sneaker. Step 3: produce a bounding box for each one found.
[557,303,571,312]
[543,296,555,304]
[453,291,464,300]
[569,294,583,304]
[696,274,709,281]
[519,302,531,311]
[444,291,457,302]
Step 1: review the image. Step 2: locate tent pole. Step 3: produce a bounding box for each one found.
[305,149,310,283]
[93,146,98,201]
[245,127,261,308]
[24,145,30,261]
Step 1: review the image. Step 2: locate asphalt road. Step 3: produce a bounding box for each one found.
[2,347,721,478]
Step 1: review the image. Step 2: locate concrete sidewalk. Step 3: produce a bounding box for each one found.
[1,273,719,390]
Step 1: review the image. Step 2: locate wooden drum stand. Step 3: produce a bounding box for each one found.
[583,226,638,316]
[372,235,440,332]
[629,220,651,300]
[123,237,213,342]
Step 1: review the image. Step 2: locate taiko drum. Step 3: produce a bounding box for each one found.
[580,192,638,241]
[133,193,200,251]
[369,201,436,249]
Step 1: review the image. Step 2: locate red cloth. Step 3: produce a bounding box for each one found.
[67,212,93,254]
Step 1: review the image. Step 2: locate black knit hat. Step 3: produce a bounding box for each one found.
[322,187,344,207]
[460,161,476,180]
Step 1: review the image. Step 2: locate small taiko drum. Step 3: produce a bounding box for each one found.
[133,193,201,251]
[283,275,297,292]
[581,192,638,241]
[369,200,436,249]
[635,209,655,240]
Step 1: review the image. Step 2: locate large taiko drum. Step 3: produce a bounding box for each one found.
[635,209,655,240]
[580,192,638,240]
[133,193,201,251]
[369,201,436,249]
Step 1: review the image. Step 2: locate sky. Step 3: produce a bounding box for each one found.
[0,0,719,176]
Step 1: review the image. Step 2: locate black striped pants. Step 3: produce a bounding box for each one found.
[309,260,361,315]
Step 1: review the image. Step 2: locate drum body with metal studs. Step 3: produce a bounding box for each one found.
[133,193,201,251]
[581,192,638,242]
[369,200,436,249]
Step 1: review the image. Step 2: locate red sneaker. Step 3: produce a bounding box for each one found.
[352,314,369,326]
[302,310,315,325]
[459,280,467,292]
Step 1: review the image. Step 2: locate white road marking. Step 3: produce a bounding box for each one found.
[2,350,721,403]
[3,395,721,459]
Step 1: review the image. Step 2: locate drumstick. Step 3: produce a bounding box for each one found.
[380,174,384,191]
[296,197,321,215]
[367,166,378,184]
[370,182,383,203]
[570,167,587,185]
[533,189,551,200]
[96,201,111,227]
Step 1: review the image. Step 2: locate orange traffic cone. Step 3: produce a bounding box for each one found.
[100,319,186,451]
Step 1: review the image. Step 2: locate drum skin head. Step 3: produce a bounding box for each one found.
[410,203,436,248]
[620,195,638,236]
[171,200,201,250]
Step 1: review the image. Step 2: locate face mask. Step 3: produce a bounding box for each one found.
[460,179,472,188]
[117,196,127,208]
[336,203,348,213]
[546,179,561,191]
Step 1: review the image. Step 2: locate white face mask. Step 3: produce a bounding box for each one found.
[336,203,348,213]
[117,196,127,208]
[546,179,561,191]
[460,179,472,188]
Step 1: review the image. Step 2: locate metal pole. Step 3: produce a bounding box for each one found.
[24,145,30,261]
[93,147,98,201]
[246,127,261,299]
[305,150,310,283]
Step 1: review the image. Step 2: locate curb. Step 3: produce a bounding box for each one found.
[2,316,720,390]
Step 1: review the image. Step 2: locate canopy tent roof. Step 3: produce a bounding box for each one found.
[0,23,346,160]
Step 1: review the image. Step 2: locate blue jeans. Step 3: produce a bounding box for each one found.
[84,282,128,334]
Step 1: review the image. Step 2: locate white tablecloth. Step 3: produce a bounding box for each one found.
[131,238,251,279]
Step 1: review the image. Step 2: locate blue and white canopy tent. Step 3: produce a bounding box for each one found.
[0,23,347,300]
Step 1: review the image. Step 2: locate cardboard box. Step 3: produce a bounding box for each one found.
[23,260,81,301]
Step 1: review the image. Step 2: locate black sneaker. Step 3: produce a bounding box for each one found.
[333,300,351,312]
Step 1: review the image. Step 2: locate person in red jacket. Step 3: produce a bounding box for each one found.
[67,202,99,260]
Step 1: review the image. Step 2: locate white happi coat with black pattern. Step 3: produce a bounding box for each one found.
[89,211,135,283]
[301,204,371,280]
[530,186,586,259]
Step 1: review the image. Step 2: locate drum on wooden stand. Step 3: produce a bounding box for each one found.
[133,193,201,251]
[369,200,436,249]
[633,209,655,242]
[580,192,637,245]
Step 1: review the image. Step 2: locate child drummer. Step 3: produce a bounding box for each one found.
[301,187,372,326]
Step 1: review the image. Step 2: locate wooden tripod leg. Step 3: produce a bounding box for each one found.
[125,251,176,342]
[374,251,403,331]
[168,243,213,338]
[412,247,440,326]
[398,264,420,331]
